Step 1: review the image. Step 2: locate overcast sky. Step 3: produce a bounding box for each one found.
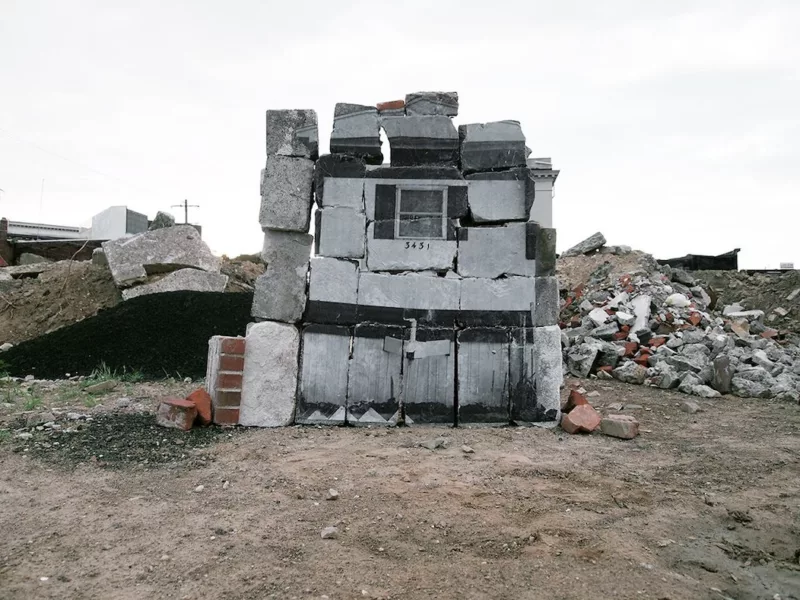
[1,0,797,268]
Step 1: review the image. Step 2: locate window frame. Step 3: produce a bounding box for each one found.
[394,184,449,240]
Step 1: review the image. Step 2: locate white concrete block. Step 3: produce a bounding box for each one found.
[317,207,366,259]
[460,277,535,313]
[357,272,460,311]
[366,223,457,271]
[533,325,563,417]
[320,177,364,211]
[308,257,359,304]
[457,222,535,278]
[467,179,526,222]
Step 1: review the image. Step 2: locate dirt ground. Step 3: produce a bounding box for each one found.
[0,376,798,600]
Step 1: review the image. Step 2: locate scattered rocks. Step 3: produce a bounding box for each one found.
[321,526,339,540]
[612,362,647,385]
[326,489,340,501]
[600,414,639,439]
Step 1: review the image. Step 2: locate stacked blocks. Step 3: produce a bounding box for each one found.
[227,92,563,428]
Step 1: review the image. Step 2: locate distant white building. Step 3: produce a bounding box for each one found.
[5,206,149,242]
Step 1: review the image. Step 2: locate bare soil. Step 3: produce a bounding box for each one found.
[0,377,798,600]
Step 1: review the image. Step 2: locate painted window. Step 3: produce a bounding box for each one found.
[395,185,448,240]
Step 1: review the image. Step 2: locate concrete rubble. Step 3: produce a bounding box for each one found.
[560,235,800,404]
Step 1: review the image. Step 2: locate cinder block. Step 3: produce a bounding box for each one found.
[457,222,535,278]
[533,325,563,420]
[459,121,527,173]
[531,276,559,327]
[259,155,314,232]
[252,230,312,323]
[315,207,366,259]
[366,223,457,271]
[457,328,510,423]
[535,227,557,277]
[266,109,318,159]
[239,321,300,427]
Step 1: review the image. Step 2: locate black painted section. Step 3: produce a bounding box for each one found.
[366,166,464,180]
[459,141,528,173]
[314,210,322,255]
[416,327,455,342]
[314,154,366,203]
[347,399,398,424]
[524,169,536,215]
[295,402,347,425]
[535,228,557,277]
[458,404,510,424]
[457,228,469,242]
[329,138,383,164]
[353,323,407,340]
[458,311,531,328]
[2,292,253,379]
[357,305,460,328]
[303,323,351,337]
[373,185,397,240]
[510,327,535,345]
[305,300,359,325]
[404,402,453,424]
[446,219,458,241]
[447,185,469,218]
[391,147,459,168]
[525,222,539,260]
[509,327,537,423]
[458,327,509,344]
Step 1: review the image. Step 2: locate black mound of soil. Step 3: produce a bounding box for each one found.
[2,291,253,379]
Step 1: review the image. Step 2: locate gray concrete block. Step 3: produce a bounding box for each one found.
[121,269,228,300]
[252,230,312,323]
[459,121,527,172]
[357,272,461,311]
[319,177,364,211]
[466,178,526,222]
[366,223,456,271]
[259,155,314,232]
[535,227,557,277]
[405,91,459,116]
[533,325,563,419]
[330,103,382,162]
[381,115,459,166]
[316,207,366,259]
[457,328,510,423]
[460,276,535,313]
[266,109,318,159]
[531,276,559,327]
[457,222,535,278]
[102,225,220,288]
[296,326,350,423]
[308,257,358,304]
[403,329,455,423]
[240,321,300,427]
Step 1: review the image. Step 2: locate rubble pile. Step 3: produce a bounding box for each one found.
[559,235,800,404]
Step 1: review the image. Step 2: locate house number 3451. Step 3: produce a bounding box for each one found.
[404,242,431,250]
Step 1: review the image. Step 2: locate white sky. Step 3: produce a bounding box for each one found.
[1,0,798,268]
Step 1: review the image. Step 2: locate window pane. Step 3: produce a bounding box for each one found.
[399,189,444,214]
[398,215,443,238]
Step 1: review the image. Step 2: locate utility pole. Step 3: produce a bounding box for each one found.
[171,199,200,224]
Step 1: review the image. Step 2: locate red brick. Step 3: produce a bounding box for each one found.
[156,397,197,431]
[186,388,213,426]
[570,315,582,328]
[648,336,667,348]
[573,284,585,298]
[220,337,245,355]
[620,325,631,333]
[623,342,638,357]
[665,312,674,323]
[634,355,650,367]
[625,285,635,293]
[761,329,779,339]
[563,296,574,309]
[217,372,243,390]
[688,312,702,326]
[562,389,588,414]
[215,390,242,408]
[214,408,240,426]
[612,331,628,341]
[597,365,613,374]
[219,354,245,372]
[377,99,404,111]
[619,275,631,287]
[561,404,601,434]
[605,308,615,315]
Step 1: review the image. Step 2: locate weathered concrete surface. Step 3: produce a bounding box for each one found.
[404,91,459,116]
[347,325,403,423]
[102,225,220,288]
[533,325,563,419]
[122,269,228,300]
[366,225,457,271]
[532,276,559,327]
[535,228,557,277]
[357,272,460,311]
[149,211,176,230]
[457,328,510,423]
[239,321,299,427]
[403,329,455,423]
[316,208,366,259]
[457,223,535,278]
[460,276,535,313]
[466,178,527,222]
[330,103,382,162]
[562,232,606,257]
[318,177,365,211]
[259,155,314,232]
[308,257,359,305]
[296,326,350,424]
[459,121,527,172]
[266,109,318,159]
[251,230,312,323]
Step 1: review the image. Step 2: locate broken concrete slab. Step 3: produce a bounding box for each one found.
[404,91,458,116]
[266,109,318,159]
[330,103,382,163]
[381,115,459,166]
[252,230,312,323]
[102,225,220,288]
[459,121,527,172]
[562,232,607,257]
[600,414,639,439]
[239,321,300,427]
[122,269,228,300]
[259,155,314,232]
[457,222,535,278]
[366,223,457,271]
[315,207,366,259]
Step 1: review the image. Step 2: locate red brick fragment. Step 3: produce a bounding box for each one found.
[623,342,638,357]
[620,325,631,333]
[761,329,779,339]
[612,331,628,341]
[648,336,667,348]
[215,390,242,408]
[156,397,197,431]
[634,355,650,367]
[186,388,213,426]
[377,99,404,111]
[597,365,613,374]
[619,275,631,287]
[217,372,243,390]
[625,285,635,293]
[570,315,582,328]
[221,337,246,355]
[688,312,702,326]
[665,312,674,323]
[562,389,588,414]
[573,284,585,298]
[561,404,601,434]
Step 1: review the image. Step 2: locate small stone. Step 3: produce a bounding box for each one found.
[612,361,647,385]
[222,481,230,490]
[600,414,639,439]
[461,445,475,454]
[420,438,447,450]
[160,554,170,561]
[607,402,624,411]
[326,489,339,501]
[85,380,117,395]
[321,526,339,540]
[681,401,701,414]
[194,485,205,493]
[25,375,35,382]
